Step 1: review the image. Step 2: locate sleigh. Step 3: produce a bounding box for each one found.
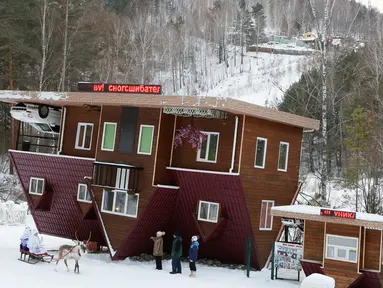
[18,246,54,264]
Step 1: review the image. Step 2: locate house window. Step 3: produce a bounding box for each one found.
[101,122,117,151]
[75,123,94,150]
[197,201,219,223]
[259,200,274,230]
[101,189,139,218]
[115,168,130,190]
[197,132,219,163]
[29,177,45,195]
[325,234,358,263]
[137,125,154,155]
[254,137,267,168]
[77,183,91,203]
[278,142,289,172]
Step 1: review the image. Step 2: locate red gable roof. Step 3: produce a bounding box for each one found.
[114,186,179,259]
[9,150,105,244]
[169,170,261,269]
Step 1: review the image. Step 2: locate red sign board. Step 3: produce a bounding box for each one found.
[77,82,162,95]
[320,209,356,219]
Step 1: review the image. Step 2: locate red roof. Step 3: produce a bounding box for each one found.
[348,271,382,288]
[114,187,179,259]
[169,170,261,269]
[10,151,105,244]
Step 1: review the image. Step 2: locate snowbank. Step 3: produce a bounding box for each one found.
[301,273,335,288]
[0,200,28,225]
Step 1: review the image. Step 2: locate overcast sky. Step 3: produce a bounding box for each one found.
[357,0,383,12]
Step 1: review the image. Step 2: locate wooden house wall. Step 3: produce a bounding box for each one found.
[240,117,303,266]
[324,223,360,287]
[303,220,325,262]
[153,113,176,185]
[363,229,381,271]
[171,114,243,173]
[61,106,100,158]
[92,106,160,251]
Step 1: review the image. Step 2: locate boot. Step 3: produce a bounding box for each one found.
[189,271,196,278]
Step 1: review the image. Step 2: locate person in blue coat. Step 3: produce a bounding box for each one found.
[188,235,199,277]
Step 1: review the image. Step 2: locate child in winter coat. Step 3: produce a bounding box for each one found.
[188,235,199,277]
[150,231,165,270]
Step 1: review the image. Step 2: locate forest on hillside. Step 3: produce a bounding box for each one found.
[0,0,381,93]
[0,0,383,208]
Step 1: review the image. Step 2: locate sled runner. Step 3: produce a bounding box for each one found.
[18,247,54,264]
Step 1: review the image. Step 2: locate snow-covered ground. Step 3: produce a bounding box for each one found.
[203,51,310,106]
[0,215,303,288]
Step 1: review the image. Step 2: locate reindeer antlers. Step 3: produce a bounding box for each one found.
[86,231,92,244]
[74,230,92,245]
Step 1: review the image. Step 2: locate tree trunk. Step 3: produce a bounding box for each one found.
[39,0,48,91]
[60,0,69,92]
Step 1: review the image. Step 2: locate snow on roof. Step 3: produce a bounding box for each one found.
[0,90,319,130]
[272,205,383,224]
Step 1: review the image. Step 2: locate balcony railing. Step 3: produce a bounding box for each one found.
[92,161,143,193]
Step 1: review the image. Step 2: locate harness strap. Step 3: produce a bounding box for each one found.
[61,246,76,259]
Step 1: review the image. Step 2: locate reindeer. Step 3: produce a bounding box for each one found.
[55,231,91,274]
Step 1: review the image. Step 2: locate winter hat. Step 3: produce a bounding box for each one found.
[174,232,180,237]
[191,236,198,242]
[156,231,165,237]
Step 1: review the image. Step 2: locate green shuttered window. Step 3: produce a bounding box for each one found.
[138,125,154,155]
[101,122,117,151]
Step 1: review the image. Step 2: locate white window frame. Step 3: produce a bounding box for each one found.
[77,183,92,203]
[325,234,358,263]
[197,200,220,223]
[101,189,139,218]
[254,137,268,169]
[137,125,155,155]
[101,122,117,152]
[196,131,220,163]
[115,168,130,190]
[29,177,45,196]
[259,200,274,231]
[75,122,94,150]
[278,142,290,172]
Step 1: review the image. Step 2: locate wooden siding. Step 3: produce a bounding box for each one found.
[240,117,303,267]
[363,229,381,271]
[303,220,325,262]
[153,113,176,185]
[324,259,359,288]
[324,224,360,287]
[171,114,243,173]
[61,106,100,158]
[93,106,160,250]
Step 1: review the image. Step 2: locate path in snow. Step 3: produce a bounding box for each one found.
[0,215,302,288]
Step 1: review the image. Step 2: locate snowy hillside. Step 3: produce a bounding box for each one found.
[203,50,311,106]
[0,215,303,288]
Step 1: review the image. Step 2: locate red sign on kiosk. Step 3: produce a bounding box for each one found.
[320,209,356,219]
[78,82,162,95]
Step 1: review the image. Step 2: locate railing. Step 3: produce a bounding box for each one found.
[92,162,143,193]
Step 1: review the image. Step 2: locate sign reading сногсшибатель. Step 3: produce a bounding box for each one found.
[77,82,162,95]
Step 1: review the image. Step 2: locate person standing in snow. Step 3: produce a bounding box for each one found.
[188,235,199,277]
[170,232,182,274]
[150,231,165,270]
[20,227,32,251]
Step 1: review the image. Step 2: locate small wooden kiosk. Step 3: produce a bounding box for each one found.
[271,205,383,288]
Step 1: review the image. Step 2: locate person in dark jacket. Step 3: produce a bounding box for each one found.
[170,232,182,274]
[188,235,199,277]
